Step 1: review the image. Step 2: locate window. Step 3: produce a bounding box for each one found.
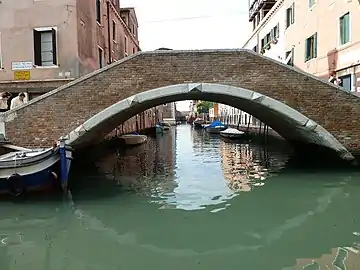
[132,47,136,54]
[286,3,295,28]
[339,12,350,45]
[124,36,128,56]
[308,0,315,8]
[285,48,294,66]
[305,33,317,61]
[33,28,57,66]
[112,20,116,41]
[96,0,101,24]
[253,45,257,52]
[98,47,104,68]
[273,23,279,39]
[339,74,352,91]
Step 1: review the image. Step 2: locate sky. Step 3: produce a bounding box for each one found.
[122,0,250,111]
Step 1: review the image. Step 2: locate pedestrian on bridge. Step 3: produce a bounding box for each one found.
[10,92,27,110]
[0,92,11,112]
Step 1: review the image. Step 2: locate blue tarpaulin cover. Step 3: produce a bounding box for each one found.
[206,120,225,128]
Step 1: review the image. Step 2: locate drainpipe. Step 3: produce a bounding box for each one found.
[106,1,112,64]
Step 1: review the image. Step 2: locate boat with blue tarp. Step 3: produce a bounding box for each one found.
[204,120,227,134]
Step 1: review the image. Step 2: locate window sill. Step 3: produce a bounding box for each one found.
[305,57,316,63]
[308,4,316,11]
[285,24,293,31]
[337,42,351,51]
[113,40,117,44]
[34,65,59,69]
[96,21,102,27]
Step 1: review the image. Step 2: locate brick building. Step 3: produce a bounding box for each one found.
[0,0,140,97]
[0,0,161,135]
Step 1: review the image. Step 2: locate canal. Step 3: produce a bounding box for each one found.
[1,124,360,269]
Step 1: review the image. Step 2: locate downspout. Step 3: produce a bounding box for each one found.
[106,1,112,64]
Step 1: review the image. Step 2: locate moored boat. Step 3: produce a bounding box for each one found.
[193,118,205,129]
[204,120,226,134]
[0,145,73,197]
[220,128,245,139]
[119,133,147,146]
[159,122,171,131]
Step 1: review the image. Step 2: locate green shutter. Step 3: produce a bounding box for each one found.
[340,13,350,45]
[291,3,295,24]
[344,13,350,44]
[314,32,317,58]
[340,16,345,44]
[305,38,308,61]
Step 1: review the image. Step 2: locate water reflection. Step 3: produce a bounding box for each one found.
[220,140,289,192]
[1,124,360,270]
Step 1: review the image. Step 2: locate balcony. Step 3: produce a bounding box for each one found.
[249,0,277,21]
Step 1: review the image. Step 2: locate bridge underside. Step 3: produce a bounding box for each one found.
[66,83,354,162]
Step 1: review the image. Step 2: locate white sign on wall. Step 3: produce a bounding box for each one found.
[11,61,33,71]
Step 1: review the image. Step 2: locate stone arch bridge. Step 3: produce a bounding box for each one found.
[1,49,360,161]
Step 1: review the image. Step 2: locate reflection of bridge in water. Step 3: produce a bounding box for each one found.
[11,124,357,270]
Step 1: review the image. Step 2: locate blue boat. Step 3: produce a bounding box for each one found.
[0,144,73,197]
[204,120,226,134]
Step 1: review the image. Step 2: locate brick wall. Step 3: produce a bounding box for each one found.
[3,50,360,154]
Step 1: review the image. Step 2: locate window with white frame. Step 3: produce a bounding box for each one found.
[305,32,317,61]
[33,28,57,66]
[308,0,315,9]
[285,48,294,66]
[286,3,295,29]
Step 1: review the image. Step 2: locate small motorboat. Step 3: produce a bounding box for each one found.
[159,122,171,131]
[220,128,245,139]
[0,145,73,197]
[204,120,226,134]
[193,118,205,129]
[119,133,147,146]
[155,124,164,135]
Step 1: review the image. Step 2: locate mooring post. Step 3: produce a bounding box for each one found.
[59,136,68,192]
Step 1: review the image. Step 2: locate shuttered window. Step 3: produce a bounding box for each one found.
[305,33,317,61]
[33,28,57,66]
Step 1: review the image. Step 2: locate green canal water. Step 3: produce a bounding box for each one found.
[1,124,360,269]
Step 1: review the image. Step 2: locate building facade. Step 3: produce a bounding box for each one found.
[0,0,162,136]
[162,102,177,125]
[244,0,360,93]
[0,0,140,97]
[283,0,360,92]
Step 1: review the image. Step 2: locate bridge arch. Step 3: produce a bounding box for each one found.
[65,83,354,161]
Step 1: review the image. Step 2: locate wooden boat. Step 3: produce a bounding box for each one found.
[204,120,226,134]
[119,134,147,146]
[0,145,73,196]
[220,128,245,139]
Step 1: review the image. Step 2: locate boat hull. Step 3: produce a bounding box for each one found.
[0,149,73,196]
[220,133,244,139]
[120,135,147,146]
[205,127,226,134]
